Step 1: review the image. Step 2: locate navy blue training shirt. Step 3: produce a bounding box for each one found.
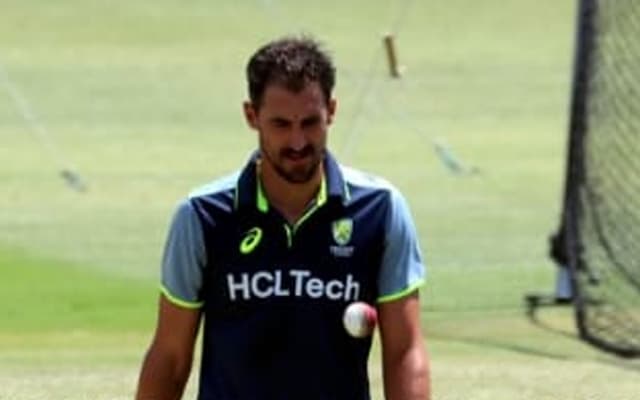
[160,151,426,400]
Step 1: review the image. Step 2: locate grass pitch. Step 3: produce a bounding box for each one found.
[1,0,639,399]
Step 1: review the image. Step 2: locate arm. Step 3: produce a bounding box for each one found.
[136,295,202,400]
[378,291,430,400]
[137,199,206,399]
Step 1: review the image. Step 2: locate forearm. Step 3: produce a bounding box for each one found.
[136,347,192,400]
[383,344,431,400]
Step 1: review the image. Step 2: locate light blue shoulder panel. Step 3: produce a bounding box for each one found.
[161,171,239,308]
[341,166,426,303]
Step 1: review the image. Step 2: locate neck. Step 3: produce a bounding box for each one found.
[259,160,323,225]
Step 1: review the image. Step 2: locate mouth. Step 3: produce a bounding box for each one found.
[282,147,314,162]
[285,153,310,162]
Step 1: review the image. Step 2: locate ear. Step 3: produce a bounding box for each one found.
[327,98,337,125]
[243,101,259,130]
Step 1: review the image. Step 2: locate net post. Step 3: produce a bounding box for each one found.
[383,33,401,78]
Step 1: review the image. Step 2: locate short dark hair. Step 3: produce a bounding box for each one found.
[246,36,336,108]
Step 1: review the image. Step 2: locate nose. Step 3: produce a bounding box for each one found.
[288,126,308,151]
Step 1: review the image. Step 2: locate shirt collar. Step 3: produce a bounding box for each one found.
[234,150,349,212]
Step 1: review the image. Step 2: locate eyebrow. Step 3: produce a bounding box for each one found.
[301,115,321,127]
[269,117,292,126]
[268,115,321,127]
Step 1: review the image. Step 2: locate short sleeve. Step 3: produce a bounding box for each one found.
[160,199,207,308]
[377,188,426,303]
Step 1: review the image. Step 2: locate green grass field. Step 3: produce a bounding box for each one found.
[1,0,639,398]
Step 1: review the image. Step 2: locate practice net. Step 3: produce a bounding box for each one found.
[557,0,640,357]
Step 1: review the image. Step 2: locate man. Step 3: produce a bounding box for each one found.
[136,36,430,400]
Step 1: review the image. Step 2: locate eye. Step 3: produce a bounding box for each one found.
[270,118,290,128]
[301,116,321,129]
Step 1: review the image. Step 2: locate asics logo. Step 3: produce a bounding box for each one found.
[240,227,262,254]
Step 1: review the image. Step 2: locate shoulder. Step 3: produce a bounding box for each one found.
[179,170,242,224]
[340,164,418,232]
[188,170,241,200]
[339,164,405,203]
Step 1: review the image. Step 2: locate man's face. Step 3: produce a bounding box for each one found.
[244,82,336,184]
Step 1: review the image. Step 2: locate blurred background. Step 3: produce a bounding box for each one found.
[1,1,638,399]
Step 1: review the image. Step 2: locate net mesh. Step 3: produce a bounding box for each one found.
[567,0,640,357]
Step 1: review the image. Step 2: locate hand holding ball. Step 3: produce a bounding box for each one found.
[342,302,378,338]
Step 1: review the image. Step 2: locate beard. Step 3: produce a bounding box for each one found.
[261,142,325,184]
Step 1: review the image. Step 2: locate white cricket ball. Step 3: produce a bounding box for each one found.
[342,301,378,338]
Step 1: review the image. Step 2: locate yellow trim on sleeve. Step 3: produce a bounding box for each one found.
[376,279,425,304]
[160,285,204,309]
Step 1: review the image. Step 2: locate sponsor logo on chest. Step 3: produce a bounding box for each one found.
[227,269,360,302]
